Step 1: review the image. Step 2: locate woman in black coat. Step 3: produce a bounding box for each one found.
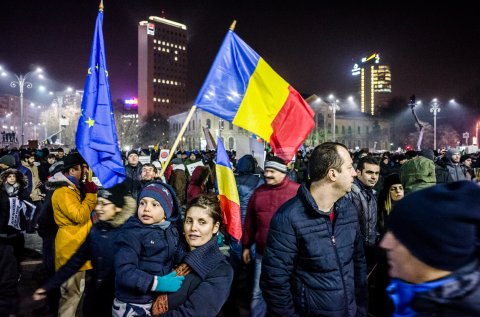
[152,195,234,317]
[32,182,136,317]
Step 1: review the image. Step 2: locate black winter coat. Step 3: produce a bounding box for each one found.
[261,184,368,317]
[409,261,480,317]
[159,237,234,316]
[41,197,135,317]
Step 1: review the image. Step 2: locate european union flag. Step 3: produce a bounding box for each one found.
[75,7,125,188]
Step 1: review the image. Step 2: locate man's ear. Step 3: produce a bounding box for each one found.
[328,168,337,181]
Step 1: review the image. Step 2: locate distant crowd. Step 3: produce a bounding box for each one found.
[0,143,479,316]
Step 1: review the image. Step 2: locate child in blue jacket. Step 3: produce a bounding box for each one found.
[113,182,185,316]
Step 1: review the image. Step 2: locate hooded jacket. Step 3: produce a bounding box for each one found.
[46,172,97,271]
[0,169,29,236]
[440,150,467,183]
[41,196,136,317]
[234,155,264,225]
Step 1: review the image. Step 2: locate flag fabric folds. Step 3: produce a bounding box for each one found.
[215,137,242,240]
[75,9,126,188]
[195,30,315,162]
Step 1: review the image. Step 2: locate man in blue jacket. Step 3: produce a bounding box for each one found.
[261,142,368,316]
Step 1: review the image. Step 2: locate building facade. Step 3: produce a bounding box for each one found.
[351,53,392,116]
[138,16,188,121]
[306,108,392,151]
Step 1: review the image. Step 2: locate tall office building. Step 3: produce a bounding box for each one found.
[351,53,392,116]
[138,16,188,120]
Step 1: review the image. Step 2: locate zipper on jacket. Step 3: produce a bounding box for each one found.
[325,216,349,314]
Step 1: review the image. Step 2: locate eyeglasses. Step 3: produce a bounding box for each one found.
[96,201,114,207]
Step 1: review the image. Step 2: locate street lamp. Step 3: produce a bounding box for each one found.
[0,66,43,145]
[430,98,441,150]
[328,94,340,142]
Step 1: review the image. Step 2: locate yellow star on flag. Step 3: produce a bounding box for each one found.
[86,117,95,127]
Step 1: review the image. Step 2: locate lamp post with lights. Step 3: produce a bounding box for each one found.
[328,94,340,142]
[0,66,43,145]
[430,98,441,151]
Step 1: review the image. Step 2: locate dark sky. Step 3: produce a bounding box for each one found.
[1,1,479,107]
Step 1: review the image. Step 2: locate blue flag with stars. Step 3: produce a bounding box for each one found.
[75,8,125,188]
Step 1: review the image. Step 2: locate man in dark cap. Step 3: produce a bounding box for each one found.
[45,152,98,317]
[380,181,480,316]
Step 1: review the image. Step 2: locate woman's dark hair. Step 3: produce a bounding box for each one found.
[191,166,211,186]
[185,194,223,229]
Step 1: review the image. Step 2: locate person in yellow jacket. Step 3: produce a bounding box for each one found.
[45,152,98,317]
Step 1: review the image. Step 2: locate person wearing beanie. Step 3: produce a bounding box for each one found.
[400,149,436,193]
[435,148,467,183]
[33,181,136,317]
[242,155,300,316]
[461,154,475,181]
[380,181,480,316]
[0,154,16,171]
[113,182,185,316]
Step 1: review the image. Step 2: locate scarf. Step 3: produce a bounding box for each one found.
[387,277,455,317]
[4,182,19,197]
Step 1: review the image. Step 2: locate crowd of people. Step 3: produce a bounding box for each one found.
[0,142,479,317]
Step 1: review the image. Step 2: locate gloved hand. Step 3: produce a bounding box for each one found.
[151,271,185,293]
[83,180,98,194]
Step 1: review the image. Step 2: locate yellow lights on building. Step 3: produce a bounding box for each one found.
[352,52,391,116]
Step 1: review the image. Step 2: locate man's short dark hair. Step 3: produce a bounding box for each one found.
[356,156,379,172]
[142,163,158,173]
[309,142,348,182]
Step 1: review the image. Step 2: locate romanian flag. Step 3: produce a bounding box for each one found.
[195,29,315,162]
[215,137,241,240]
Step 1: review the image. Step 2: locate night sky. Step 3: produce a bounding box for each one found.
[1,1,479,109]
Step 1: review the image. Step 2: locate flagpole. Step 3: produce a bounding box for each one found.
[159,105,197,178]
[159,20,238,178]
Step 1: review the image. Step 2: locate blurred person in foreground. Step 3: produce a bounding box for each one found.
[380,181,480,316]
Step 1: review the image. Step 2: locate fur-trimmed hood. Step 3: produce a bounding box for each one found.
[105,196,137,228]
[0,168,28,189]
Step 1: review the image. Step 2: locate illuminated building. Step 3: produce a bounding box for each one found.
[351,53,391,116]
[138,16,188,120]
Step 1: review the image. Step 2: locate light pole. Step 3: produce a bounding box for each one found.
[430,99,441,151]
[328,94,340,142]
[1,67,43,145]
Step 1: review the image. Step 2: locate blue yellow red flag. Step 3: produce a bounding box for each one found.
[195,30,314,162]
[75,8,126,188]
[215,137,242,240]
